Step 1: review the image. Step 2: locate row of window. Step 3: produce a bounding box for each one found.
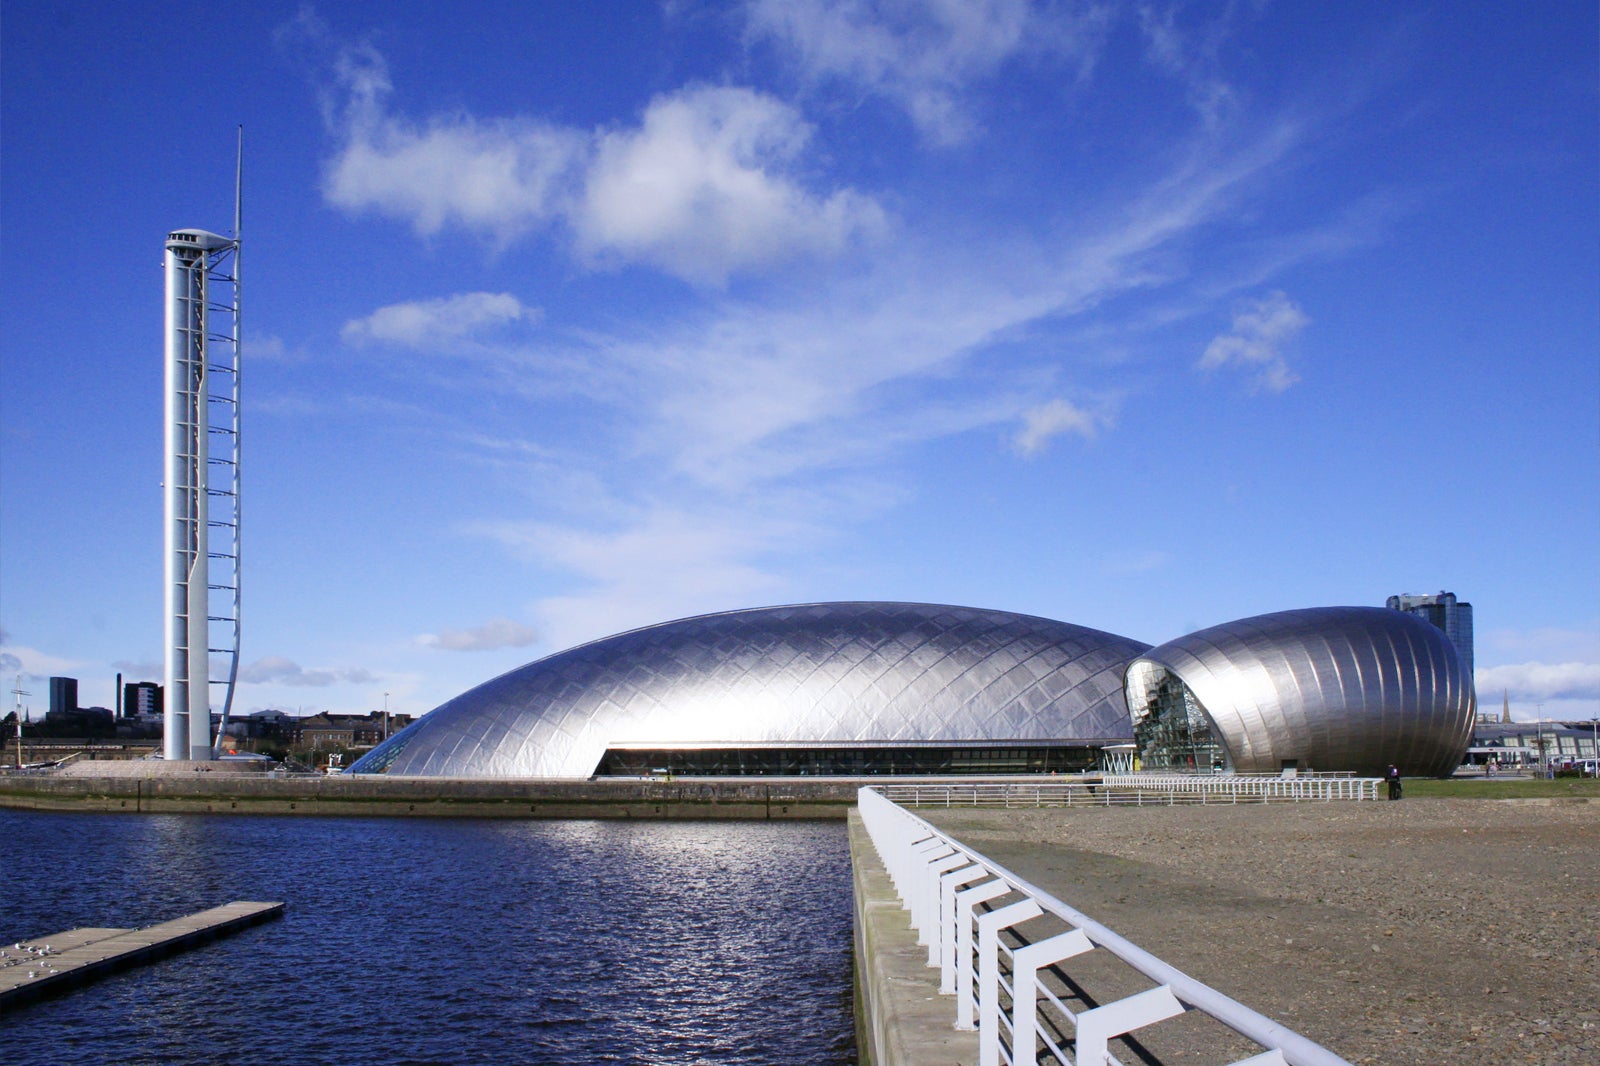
[593,746,1103,777]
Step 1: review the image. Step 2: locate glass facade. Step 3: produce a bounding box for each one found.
[1124,661,1228,772]
[1386,592,1474,679]
[595,744,1104,777]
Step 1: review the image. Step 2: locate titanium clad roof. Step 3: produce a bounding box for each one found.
[1128,606,1475,777]
[351,602,1150,778]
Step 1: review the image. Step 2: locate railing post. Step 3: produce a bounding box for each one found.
[1012,928,1094,1066]
[978,899,1044,1066]
[919,850,970,950]
[938,864,990,982]
[1073,985,1184,1065]
[901,835,947,903]
[955,879,1012,1030]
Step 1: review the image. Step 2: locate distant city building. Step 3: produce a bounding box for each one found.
[288,711,411,749]
[1386,591,1473,679]
[49,677,78,717]
[1465,721,1598,768]
[242,709,293,740]
[44,705,114,733]
[124,682,163,719]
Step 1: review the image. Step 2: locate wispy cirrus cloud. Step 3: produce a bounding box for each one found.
[474,503,813,647]
[1013,398,1112,457]
[417,618,541,652]
[290,6,1355,656]
[743,0,1108,144]
[1198,290,1309,392]
[239,656,376,688]
[1138,1,1248,130]
[399,115,1312,643]
[342,292,535,349]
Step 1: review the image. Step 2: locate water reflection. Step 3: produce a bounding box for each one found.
[1,812,856,1065]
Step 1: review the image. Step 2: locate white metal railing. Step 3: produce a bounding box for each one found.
[879,774,1380,808]
[1099,774,1380,802]
[857,786,1352,1066]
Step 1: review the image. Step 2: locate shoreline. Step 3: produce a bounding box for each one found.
[0,773,862,819]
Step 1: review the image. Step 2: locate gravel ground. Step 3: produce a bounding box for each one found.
[920,798,1598,1065]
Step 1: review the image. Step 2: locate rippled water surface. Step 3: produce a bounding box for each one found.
[1,811,856,1065]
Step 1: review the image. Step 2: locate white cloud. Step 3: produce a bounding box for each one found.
[474,118,1309,635]
[419,110,1303,500]
[417,618,540,652]
[239,656,375,688]
[475,504,815,649]
[744,0,1102,144]
[342,292,534,349]
[1013,398,1110,456]
[244,333,300,363]
[0,638,80,681]
[577,85,885,284]
[317,36,584,240]
[326,119,585,240]
[1137,2,1241,129]
[287,11,1329,653]
[309,26,882,284]
[1476,661,1600,704]
[1198,290,1308,392]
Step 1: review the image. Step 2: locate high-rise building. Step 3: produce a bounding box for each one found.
[1386,591,1473,680]
[49,676,79,717]
[125,681,163,719]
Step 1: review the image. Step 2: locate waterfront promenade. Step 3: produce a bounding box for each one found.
[855,797,1597,1065]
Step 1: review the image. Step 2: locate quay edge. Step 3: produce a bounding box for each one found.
[0,774,859,819]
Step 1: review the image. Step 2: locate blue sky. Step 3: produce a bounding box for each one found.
[2,1,1596,724]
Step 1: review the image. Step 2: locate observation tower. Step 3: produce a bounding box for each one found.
[162,215,240,761]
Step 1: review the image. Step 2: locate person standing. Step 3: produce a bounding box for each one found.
[1386,764,1402,801]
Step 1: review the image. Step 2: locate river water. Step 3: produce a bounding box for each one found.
[0,811,857,1065]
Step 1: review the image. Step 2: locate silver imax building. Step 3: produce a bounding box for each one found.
[1125,607,1474,779]
[351,601,1474,779]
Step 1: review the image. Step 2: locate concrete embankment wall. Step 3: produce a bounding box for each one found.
[0,775,857,819]
[848,811,974,1066]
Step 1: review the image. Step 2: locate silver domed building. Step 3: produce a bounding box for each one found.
[1123,607,1475,778]
[350,602,1149,778]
